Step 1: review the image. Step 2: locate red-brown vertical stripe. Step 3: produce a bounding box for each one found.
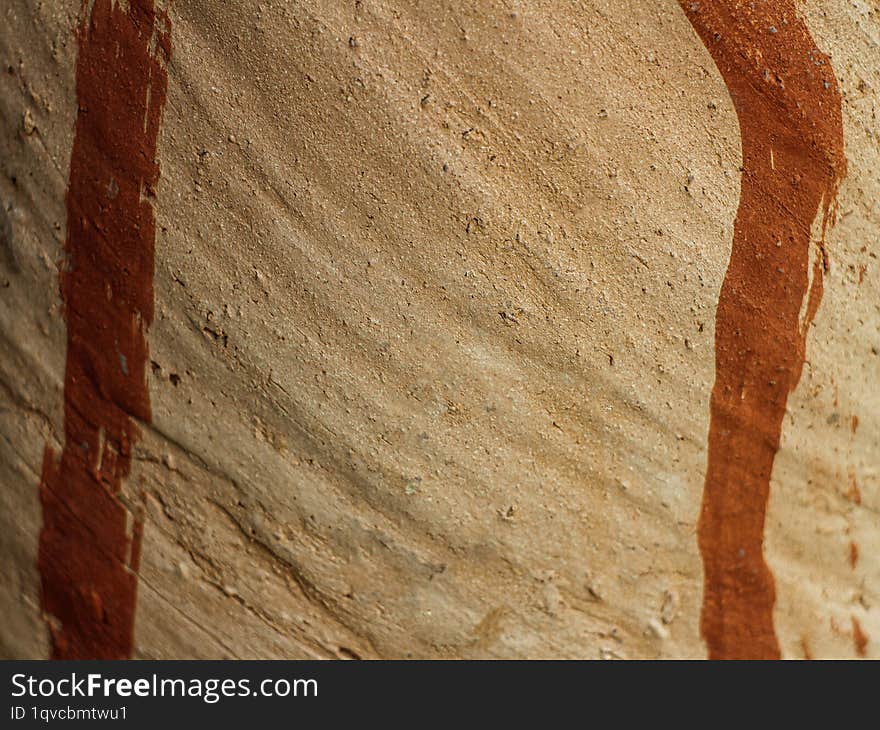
[677,1,846,659]
[38,0,170,660]
[852,617,869,657]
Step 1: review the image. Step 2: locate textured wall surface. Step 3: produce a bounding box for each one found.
[1,0,878,659]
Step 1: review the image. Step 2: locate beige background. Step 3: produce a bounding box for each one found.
[1,0,877,658]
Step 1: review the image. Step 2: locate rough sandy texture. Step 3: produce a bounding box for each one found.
[1,0,878,659]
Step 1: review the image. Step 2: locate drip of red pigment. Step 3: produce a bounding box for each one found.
[677,1,846,659]
[38,0,170,660]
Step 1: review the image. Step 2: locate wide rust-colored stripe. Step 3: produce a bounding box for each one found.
[38,0,170,660]
[677,1,846,659]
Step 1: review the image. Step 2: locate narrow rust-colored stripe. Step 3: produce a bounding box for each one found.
[38,0,171,660]
[677,1,846,659]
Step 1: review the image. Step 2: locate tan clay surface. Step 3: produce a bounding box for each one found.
[1,0,878,659]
